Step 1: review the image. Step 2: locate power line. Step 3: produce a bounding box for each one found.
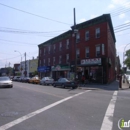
[0,2,71,25]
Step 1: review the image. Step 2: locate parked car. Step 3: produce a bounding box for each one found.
[12,76,20,81]
[29,76,40,84]
[40,77,54,85]
[0,76,13,88]
[23,77,30,83]
[53,78,78,89]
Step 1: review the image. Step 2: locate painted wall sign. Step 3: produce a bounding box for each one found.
[81,58,101,65]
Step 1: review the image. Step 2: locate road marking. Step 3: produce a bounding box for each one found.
[0,90,91,130]
[17,85,65,98]
[100,91,118,130]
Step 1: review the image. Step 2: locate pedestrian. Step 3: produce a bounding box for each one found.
[89,71,93,83]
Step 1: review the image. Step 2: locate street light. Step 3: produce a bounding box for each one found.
[123,43,130,68]
[14,50,22,76]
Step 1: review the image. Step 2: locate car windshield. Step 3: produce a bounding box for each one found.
[62,78,69,82]
[0,77,10,81]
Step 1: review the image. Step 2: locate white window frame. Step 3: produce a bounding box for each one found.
[95,28,100,38]
[44,48,46,55]
[66,54,69,63]
[44,59,45,65]
[66,39,69,49]
[53,57,55,65]
[96,45,101,57]
[76,33,80,43]
[48,46,50,54]
[76,49,80,58]
[59,56,62,64]
[48,58,50,66]
[85,47,89,58]
[59,42,62,51]
[85,31,89,41]
[53,44,56,53]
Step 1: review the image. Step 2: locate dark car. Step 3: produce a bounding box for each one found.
[0,76,13,88]
[22,77,30,83]
[53,78,78,89]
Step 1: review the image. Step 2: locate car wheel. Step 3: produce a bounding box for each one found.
[61,84,65,88]
[53,84,56,87]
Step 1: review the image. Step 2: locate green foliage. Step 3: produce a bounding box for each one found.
[124,49,130,69]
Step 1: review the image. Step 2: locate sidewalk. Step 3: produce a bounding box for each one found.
[78,79,130,91]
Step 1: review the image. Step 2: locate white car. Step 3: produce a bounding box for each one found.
[0,76,13,88]
[40,77,54,85]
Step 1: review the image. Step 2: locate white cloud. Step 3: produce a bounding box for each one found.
[119,13,125,19]
[108,4,115,9]
[124,20,130,23]
[111,0,130,8]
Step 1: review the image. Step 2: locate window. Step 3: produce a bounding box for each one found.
[85,31,89,41]
[96,45,101,57]
[102,44,105,55]
[39,49,41,56]
[76,33,80,43]
[66,54,69,63]
[48,46,50,54]
[76,49,80,58]
[53,57,55,65]
[59,56,62,64]
[44,59,45,65]
[85,47,89,58]
[66,39,69,49]
[48,58,50,66]
[44,48,45,55]
[95,28,100,38]
[53,44,56,53]
[59,42,62,51]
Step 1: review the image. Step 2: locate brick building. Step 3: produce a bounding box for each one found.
[38,14,116,84]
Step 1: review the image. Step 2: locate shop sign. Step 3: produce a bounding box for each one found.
[37,66,51,72]
[81,58,101,65]
[52,65,70,71]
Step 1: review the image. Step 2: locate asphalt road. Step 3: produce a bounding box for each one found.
[0,81,130,130]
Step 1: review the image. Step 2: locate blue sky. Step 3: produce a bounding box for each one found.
[0,0,130,68]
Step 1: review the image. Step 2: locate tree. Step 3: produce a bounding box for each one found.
[124,49,130,69]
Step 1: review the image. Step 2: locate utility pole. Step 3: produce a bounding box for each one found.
[73,8,78,80]
[25,52,27,76]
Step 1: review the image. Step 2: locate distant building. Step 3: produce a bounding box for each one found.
[13,64,20,76]
[29,58,38,77]
[38,14,116,84]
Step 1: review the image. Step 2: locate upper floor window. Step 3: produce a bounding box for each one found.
[53,57,55,65]
[44,59,45,65]
[59,42,62,51]
[48,58,50,66]
[59,56,62,64]
[85,47,89,58]
[48,46,50,54]
[66,54,69,63]
[95,28,100,38]
[53,44,56,53]
[76,49,80,59]
[76,33,80,43]
[39,49,41,56]
[85,31,89,41]
[96,45,101,57]
[66,39,69,49]
[44,48,46,55]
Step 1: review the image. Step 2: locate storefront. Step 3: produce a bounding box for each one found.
[37,66,51,78]
[52,65,70,81]
[80,58,104,84]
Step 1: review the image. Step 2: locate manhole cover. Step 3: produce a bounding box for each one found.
[1,112,19,117]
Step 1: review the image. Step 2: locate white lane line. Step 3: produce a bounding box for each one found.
[100,91,118,130]
[0,90,91,130]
